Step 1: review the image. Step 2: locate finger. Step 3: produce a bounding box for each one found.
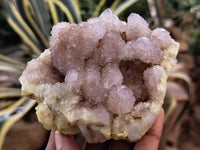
[55,131,79,150]
[133,108,164,150]
[46,130,56,150]
[85,140,110,150]
[109,140,133,150]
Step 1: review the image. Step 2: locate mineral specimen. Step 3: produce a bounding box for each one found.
[19,9,179,143]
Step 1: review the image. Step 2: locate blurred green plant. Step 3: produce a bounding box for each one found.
[0,0,193,149]
[164,0,200,26]
[166,0,199,11]
[190,28,200,54]
[0,3,21,47]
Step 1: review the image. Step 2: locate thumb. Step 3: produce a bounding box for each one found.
[55,131,79,150]
[134,108,164,150]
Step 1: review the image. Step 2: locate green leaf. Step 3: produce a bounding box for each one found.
[169,72,192,103]
[0,88,21,99]
[110,0,120,11]
[51,0,75,24]
[60,0,81,23]
[169,72,192,123]
[0,62,23,74]
[2,0,42,55]
[0,96,26,116]
[0,98,36,150]
[48,0,59,24]
[92,0,106,17]
[0,54,25,68]
[163,92,177,123]
[29,0,50,41]
[22,0,49,48]
[113,0,139,16]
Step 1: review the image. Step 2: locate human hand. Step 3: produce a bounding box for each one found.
[46,108,164,150]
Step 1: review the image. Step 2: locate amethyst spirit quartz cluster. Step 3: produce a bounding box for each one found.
[19,9,179,143]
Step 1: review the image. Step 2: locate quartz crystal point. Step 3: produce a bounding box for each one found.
[19,9,179,143]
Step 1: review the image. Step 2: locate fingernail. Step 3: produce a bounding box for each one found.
[55,131,63,150]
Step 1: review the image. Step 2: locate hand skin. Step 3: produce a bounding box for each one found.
[46,108,164,150]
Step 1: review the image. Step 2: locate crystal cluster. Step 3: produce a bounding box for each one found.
[19,9,179,143]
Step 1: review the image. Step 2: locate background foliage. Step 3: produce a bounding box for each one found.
[0,0,200,149]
